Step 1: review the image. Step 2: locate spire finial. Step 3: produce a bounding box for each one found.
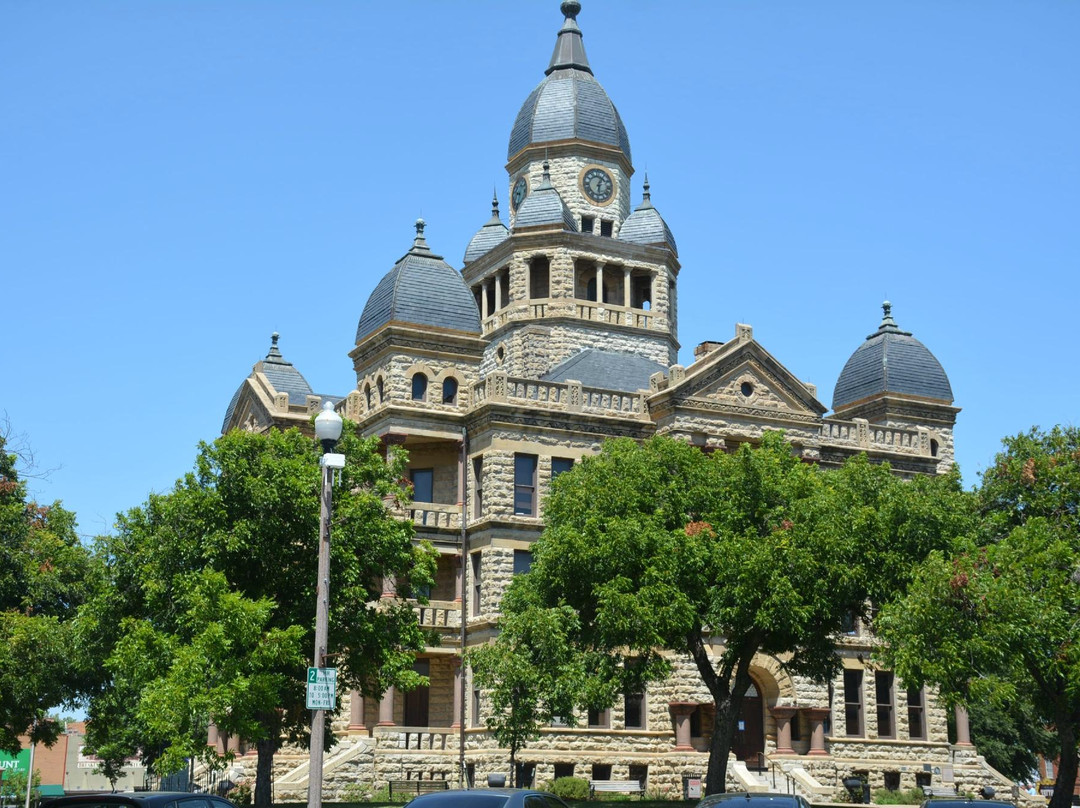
[266,332,284,361]
[415,218,425,237]
[880,299,897,329]
[547,0,591,75]
[642,173,651,202]
[561,0,581,20]
[491,189,500,218]
[542,159,552,185]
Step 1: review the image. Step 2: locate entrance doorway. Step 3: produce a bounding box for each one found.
[732,682,764,768]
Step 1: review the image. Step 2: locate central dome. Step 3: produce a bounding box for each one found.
[507,2,631,162]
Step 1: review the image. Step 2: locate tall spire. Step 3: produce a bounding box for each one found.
[547,1,592,75]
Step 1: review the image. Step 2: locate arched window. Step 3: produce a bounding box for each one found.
[364,383,372,410]
[412,372,428,401]
[442,377,459,405]
[376,376,385,402]
[930,439,939,458]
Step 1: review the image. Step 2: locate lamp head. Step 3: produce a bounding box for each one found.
[314,400,343,453]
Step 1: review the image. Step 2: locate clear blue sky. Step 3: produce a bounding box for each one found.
[3,2,1077,539]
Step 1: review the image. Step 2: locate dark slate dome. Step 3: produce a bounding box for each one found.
[356,220,481,343]
[463,193,510,264]
[618,177,677,255]
[832,302,953,411]
[513,161,579,232]
[222,333,313,432]
[507,2,631,161]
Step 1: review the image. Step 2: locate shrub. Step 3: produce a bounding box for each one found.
[228,781,252,807]
[873,787,926,804]
[548,777,590,801]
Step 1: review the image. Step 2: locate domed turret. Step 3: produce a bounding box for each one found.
[356,220,481,343]
[507,1,631,162]
[832,302,953,411]
[463,193,510,264]
[513,161,579,232]
[618,176,677,255]
[222,333,314,432]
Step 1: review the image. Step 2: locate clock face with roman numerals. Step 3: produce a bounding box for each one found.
[582,167,614,204]
[512,176,528,210]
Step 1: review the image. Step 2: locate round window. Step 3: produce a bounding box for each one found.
[740,381,754,398]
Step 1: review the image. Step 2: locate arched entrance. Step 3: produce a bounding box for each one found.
[732,681,765,768]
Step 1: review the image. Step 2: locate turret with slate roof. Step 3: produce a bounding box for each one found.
[463,193,510,265]
[618,176,678,255]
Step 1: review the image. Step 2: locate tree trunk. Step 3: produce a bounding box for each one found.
[509,744,517,788]
[254,736,276,808]
[1049,721,1079,808]
[705,695,739,795]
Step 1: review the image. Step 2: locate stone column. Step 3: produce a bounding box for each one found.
[623,267,631,307]
[524,258,532,301]
[595,263,605,304]
[349,689,365,730]
[805,708,830,756]
[954,706,972,746]
[451,658,463,729]
[207,722,221,752]
[772,707,797,754]
[494,273,503,310]
[381,575,397,599]
[454,554,464,603]
[482,281,490,318]
[378,687,396,726]
[650,271,659,314]
[669,702,696,751]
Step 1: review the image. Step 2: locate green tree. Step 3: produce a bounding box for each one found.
[877,426,1080,808]
[961,699,1055,783]
[495,433,966,795]
[80,423,436,806]
[0,433,95,755]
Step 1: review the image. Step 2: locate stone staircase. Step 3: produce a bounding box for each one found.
[730,758,829,802]
[273,736,373,802]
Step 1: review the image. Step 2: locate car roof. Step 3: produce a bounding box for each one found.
[43,794,236,808]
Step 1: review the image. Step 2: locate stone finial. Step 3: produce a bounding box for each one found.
[541,160,552,187]
[415,218,426,237]
[880,300,898,330]
[266,332,283,360]
[411,217,431,252]
[491,189,500,218]
[561,0,581,20]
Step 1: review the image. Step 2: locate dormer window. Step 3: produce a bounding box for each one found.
[412,372,428,401]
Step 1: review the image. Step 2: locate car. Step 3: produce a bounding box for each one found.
[919,801,1015,808]
[41,793,238,808]
[697,793,812,808]
[405,789,571,808]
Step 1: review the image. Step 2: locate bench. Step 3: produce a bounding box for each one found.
[388,780,449,799]
[589,780,645,798]
[923,787,958,798]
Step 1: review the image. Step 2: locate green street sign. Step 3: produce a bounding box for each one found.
[306,667,337,710]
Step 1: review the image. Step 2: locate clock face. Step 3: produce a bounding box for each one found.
[582,167,614,204]
[512,176,528,210]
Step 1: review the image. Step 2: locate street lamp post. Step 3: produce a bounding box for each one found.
[308,401,344,808]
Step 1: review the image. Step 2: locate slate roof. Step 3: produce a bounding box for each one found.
[464,194,510,264]
[618,177,677,255]
[514,161,579,232]
[222,333,314,432]
[356,220,482,343]
[542,348,666,392]
[507,2,631,161]
[832,302,953,410]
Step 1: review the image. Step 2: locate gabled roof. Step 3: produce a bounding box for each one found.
[542,348,666,392]
[222,333,314,433]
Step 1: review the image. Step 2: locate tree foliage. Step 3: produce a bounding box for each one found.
[79,423,436,805]
[0,434,95,755]
[877,426,1080,808]
[489,433,966,794]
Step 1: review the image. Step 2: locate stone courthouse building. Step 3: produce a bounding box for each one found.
[221,2,1013,802]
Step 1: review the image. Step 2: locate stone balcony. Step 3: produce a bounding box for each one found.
[471,371,650,421]
[481,297,665,336]
[820,418,934,456]
[413,599,461,631]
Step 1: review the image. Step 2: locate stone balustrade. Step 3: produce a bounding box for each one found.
[472,372,649,421]
[406,502,462,531]
[413,599,461,629]
[821,418,929,456]
[480,297,658,336]
[376,726,457,751]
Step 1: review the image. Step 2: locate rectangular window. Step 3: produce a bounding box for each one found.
[403,659,430,726]
[599,219,613,237]
[513,549,533,575]
[588,707,610,728]
[551,457,574,478]
[553,763,574,780]
[907,687,926,740]
[844,669,864,737]
[471,688,481,728]
[790,710,801,741]
[581,216,595,233]
[550,714,569,727]
[876,671,895,738]
[624,693,645,729]
[628,764,648,790]
[471,552,482,616]
[514,453,538,515]
[689,706,702,738]
[410,468,433,503]
[591,764,611,781]
[472,456,483,516]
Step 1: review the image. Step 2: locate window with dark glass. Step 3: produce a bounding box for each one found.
[624,692,645,729]
[591,764,611,781]
[553,763,574,779]
[442,377,458,405]
[876,671,895,738]
[588,707,609,728]
[907,687,925,740]
[411,372,427,401]
[599,219,613,237]
[471,552,482,615]
[581,216,595,233]
[844,669,864,736]
[364,383,372,410]
[472,456,483,516]
[628,764,648,790]
[530,256,550,298]
[514,453,538,515]
[551,457,574,478]
[513,549,532,575]
[403,659,430,726]
[377,377,385,402]
[471,688,481,728]
[689,706,702,738]
[409,468,433,503]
